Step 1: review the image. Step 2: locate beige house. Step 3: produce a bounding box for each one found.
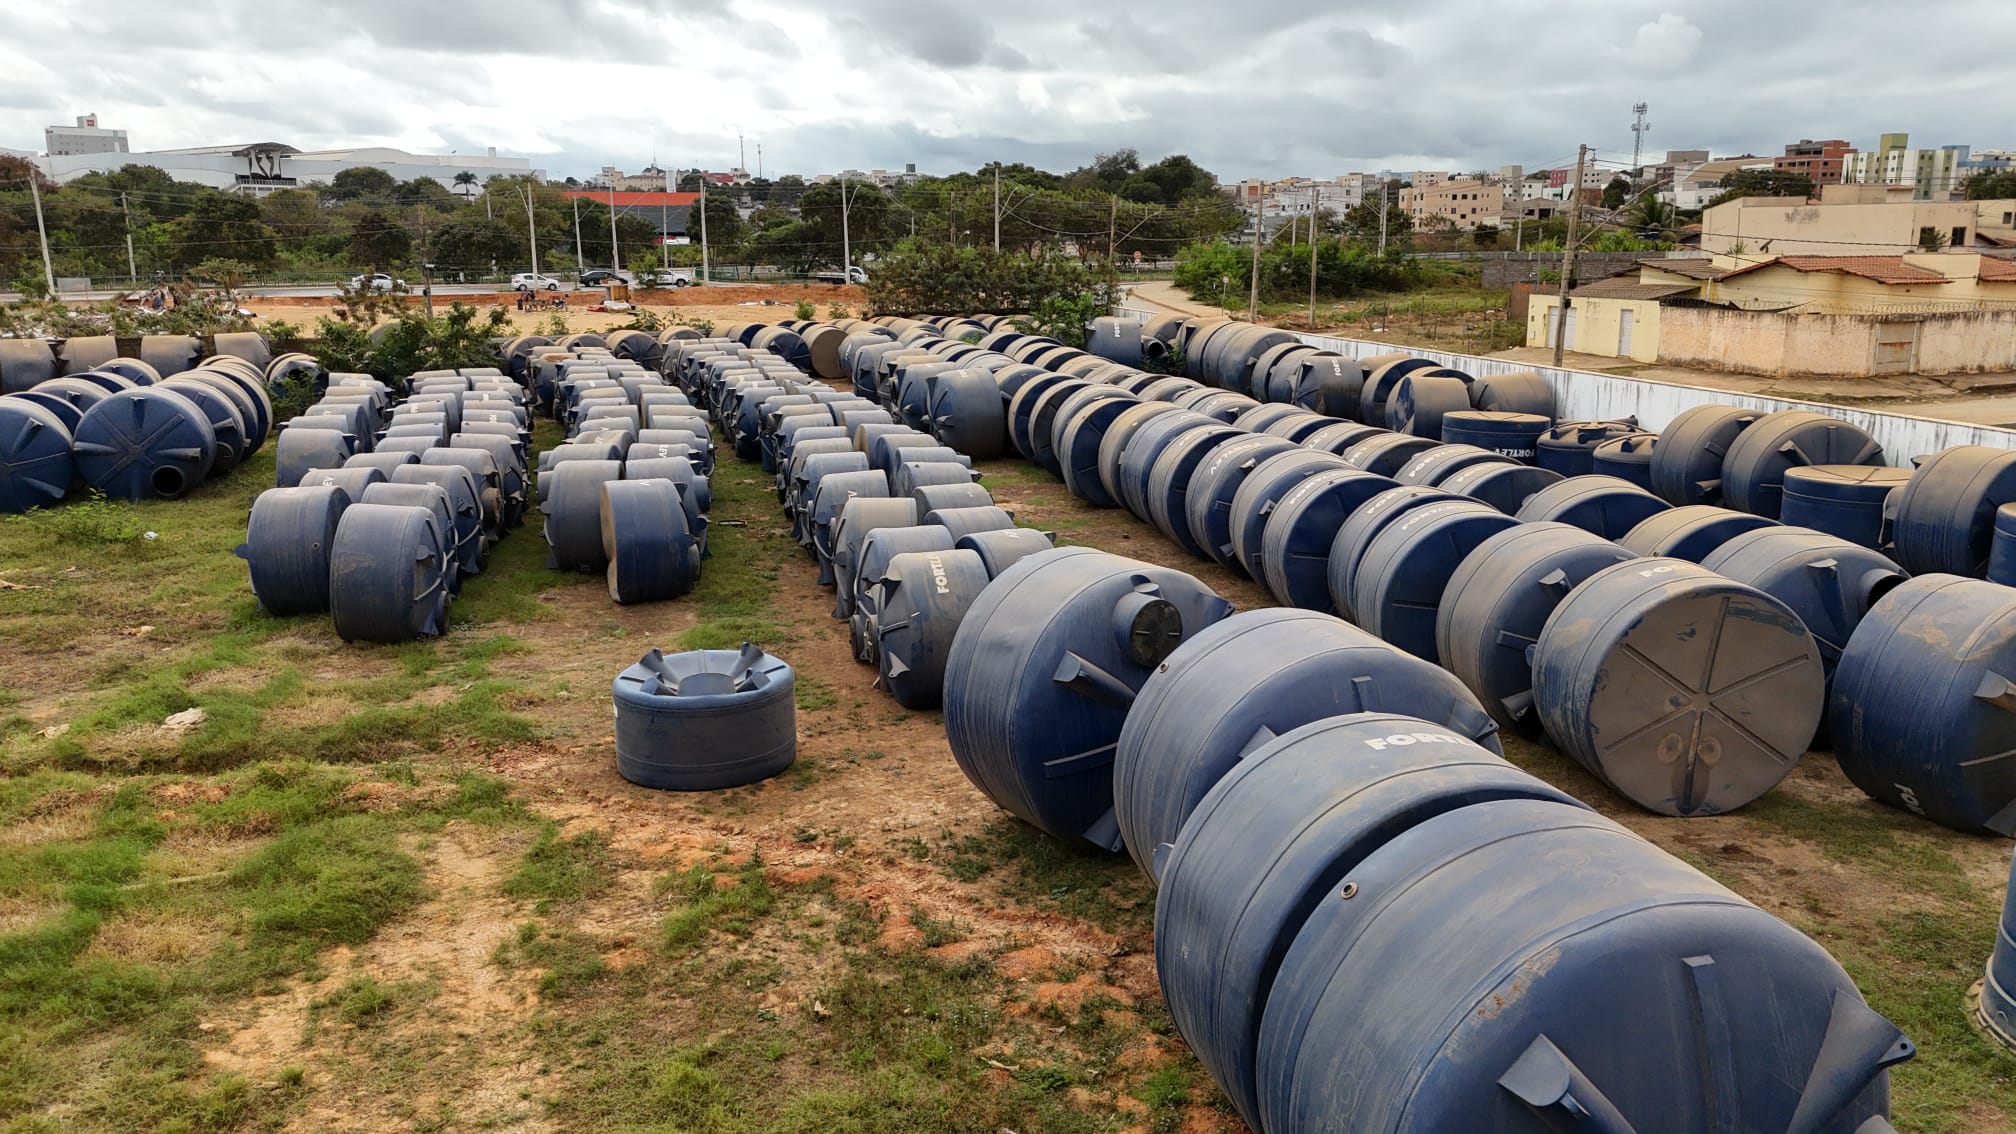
[1702,184,2012,257]
[1527,253,2016,375]
[1405,179,1505,231]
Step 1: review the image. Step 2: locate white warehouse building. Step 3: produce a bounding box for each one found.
[35,140,540,195]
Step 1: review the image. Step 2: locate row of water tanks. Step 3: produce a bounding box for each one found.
[240,368,524,642]
[936,547,1913,1133]
[662,325,1060,709]
[533,342,711,602]
[0,349,325,511]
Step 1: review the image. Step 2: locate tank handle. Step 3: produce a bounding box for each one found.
[1497,1034,1640,1133]
[1784,989,1913,1134]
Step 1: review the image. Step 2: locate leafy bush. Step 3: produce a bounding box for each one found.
[1174,237,1422,305]
[309,302,508,385]
[7,491,143,545]
[792,298,816,321]
[866,239,1116,319]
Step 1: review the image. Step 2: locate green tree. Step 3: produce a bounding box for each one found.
[865,238,1115,320]
[798,181,892,267]
[169,192,276,269]
[686,192,742,249]
[1708,169,1815,208]
[1966,170,2016,200]
[327,166,398,202]
[347,208,412,269]
[397,177,459,212]
[1622,192,1681,242]
[1602,176,1631,209]
[1338,191,1413,248]
[453,170,479,200]
[429,216,516,272]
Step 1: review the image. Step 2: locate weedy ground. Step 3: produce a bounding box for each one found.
[0,409,2008,1133]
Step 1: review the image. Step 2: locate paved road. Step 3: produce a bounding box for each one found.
[0,282,528,303]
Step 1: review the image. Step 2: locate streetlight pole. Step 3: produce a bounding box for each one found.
[27,171,56,297]
[841,177,852,284]
[699,172,711,284]
[120,191,138,283]
[572,196,584,273]
[608,181,622,273]
[522,184,540,278]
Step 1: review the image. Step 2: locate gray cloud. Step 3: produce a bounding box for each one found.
[2,0,2011,186]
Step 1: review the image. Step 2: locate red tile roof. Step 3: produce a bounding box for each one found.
[1979,256,2016,281]
[1717,255,1953,286]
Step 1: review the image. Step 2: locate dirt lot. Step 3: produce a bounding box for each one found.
[0,364,2013,1131]
[246,283,869,342]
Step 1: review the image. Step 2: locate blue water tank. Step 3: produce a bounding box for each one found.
[420,448,504,535]
[1779,464,1910,550]
[873,548,993,709]
[613,644,796,790]
[1184,434,1299,567]
[1156,715,1578,1131]
[943,548,1234,850]
[1889,445,2016,576]
[1535,419,1637,478]
[1590,431,1659,488]
[1023,378,1098,474]
[1114,410,1223,520]
[1515,473,1672,539]
[360,482,461,592]
[829,498,921,617]
[0,399,73,513]
[1981,858,2016,1050]
[390,464,486,574]
[1234,404,1305,434]
[161,378,247,475]
[601,478,702,603]
[1326,486,1464,621]
[1722,410,1885,519]
[238,485,352,616]
[1619,504,1778,562]
[295,467,386,508]
[1228,450,1353,581]
[1830,574,2016,835]
[1393,443,1514,487]
[1006,371,1080,459]
[1358,357,1439,424]
[1701,526,1908,684]
[891,459,975,502]
[1114,614,1499,878]
[1352,499,1521,662]
[1257,411,1336,444]
[1144,425,1249,556]
[1535,558,1824,815]
[956,527,1055,578]
[1255,795,1910,1134]
[1054,391,1143,508]
[541,459,624,571]
[1994,504,2016,586]
[923,504,1016,544]
[1468,369,1555,417]
[852,525,959,662]
[1341,432,1437,479]
[71,387,217,500]
[1440,409,1550,464]
[1255,468,1397,611]
[1439,522,1640,736]
[329,502,452,643]
[1299,420,1384,457]
[1387,373,1471,438]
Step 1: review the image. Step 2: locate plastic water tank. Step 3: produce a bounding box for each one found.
[1254,795,1910,1134]
[0,399,73,513]
[1468,369,1555,417]
[1255,468,1397,610]
[613,644,796,789]
[1781,464,1912,549]
[541,459,624,571]
[1439,410,1550,462]
[1144,424,1250,557]
[1393,443,1514,487]
[1830,574,2016,835]
[851,525,958,662]
[1437,460,1563,515]
[1113,612,1499,879]
[1326,486,1463,621]
[328,502,452,643]
[1183,434,1299,567]
[1888,445,2016,576]
[72,387,217,499]
[1535,419,1637,478]
[1514,473,1672,539]
[872,548,993,709]
[1995,505,2016,587]
[601,478,702,603]
[1619,504,1778,562]
[1701,526,1908,683]
[955,527,1055,578]
[942,548,1234,850]
[1228,450,1352,581]
[237,485,352,616]
[1590,431,1659,488]
[1155,716,1581,1131]
[829,498,921,618]
[1438,522,1640,735]
[1351,499,1521,662]
[1340,432,1437,479]
[1534,558,1824,816]
[1721,410,1885,519]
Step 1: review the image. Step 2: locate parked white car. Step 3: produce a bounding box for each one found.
[511,272,563,291]
[348,272,406,291]
[644,268,697,287]
[812,265,869,285]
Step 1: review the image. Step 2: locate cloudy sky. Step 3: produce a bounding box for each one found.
[2,0,2010,184]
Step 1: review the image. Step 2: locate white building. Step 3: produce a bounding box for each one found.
[44,114,127,157]
[1842,134,1971,200]
[36,142,539,195]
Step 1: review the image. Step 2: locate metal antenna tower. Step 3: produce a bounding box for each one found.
[1630,102,1652,177]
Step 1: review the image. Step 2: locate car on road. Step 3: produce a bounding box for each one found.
[348,272,406,291]
[643,269,697,287]
[812,265,869,285]
[578,269,634,288]
[511,272,563,291]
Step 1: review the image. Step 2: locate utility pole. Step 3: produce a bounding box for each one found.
[1247,195,1263,322]
[1377,180,1389,256]
[572,196,584,272]
[699,174,711,284]
[1308,192,1320,330]
[417,206,434,318]
[993,163,1001,251]
[120,191,137,282]
[27,171,55,298]
[1551,143,1588,368]
[839,176,851,283]
[948,190,957,245]
[608,182,622,272]
[1108,194,1119,292]
[522,183,540,278]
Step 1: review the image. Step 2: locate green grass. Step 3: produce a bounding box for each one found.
[939,818,1154,936]
[658,858,778,951]
[505,825,613,908]
[676,465,787,651]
